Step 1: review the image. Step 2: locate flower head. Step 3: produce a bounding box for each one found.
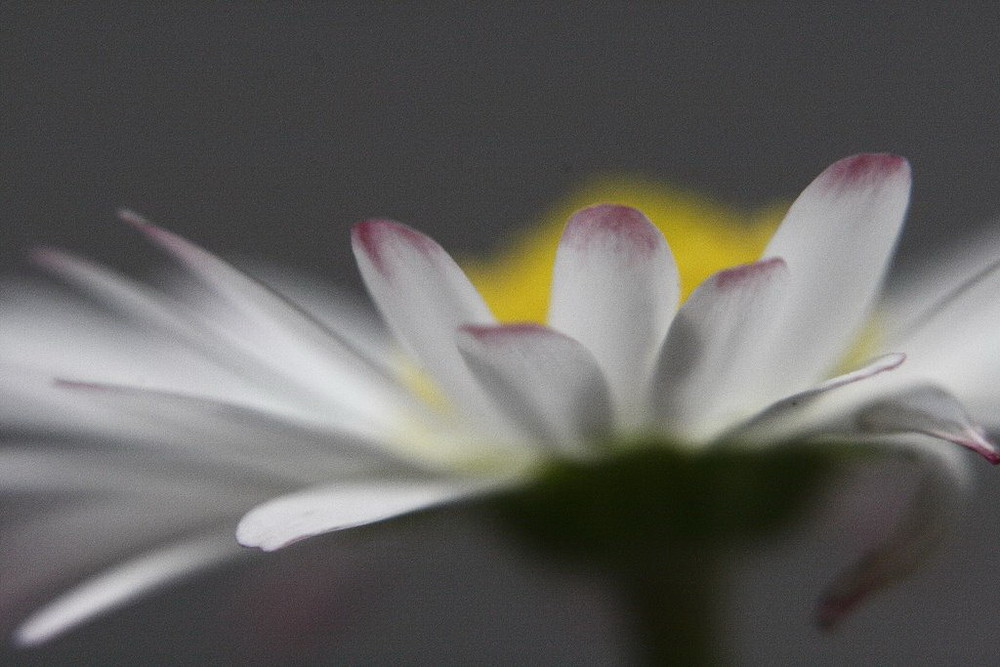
[2,154,998,645]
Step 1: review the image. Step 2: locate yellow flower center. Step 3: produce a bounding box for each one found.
[461,176,787,323]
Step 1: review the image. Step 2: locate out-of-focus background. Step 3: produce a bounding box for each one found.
[5,3,1000,664]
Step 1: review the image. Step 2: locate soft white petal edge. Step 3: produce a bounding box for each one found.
[236,479,500,552]
[15,532,242,647]
[547,204,679,426]
[457,323,613,456]
[759,154,911,396]
[650,257,789,439]
[817,437,972,628]
[855,385,1000,463]
[730,353,906,444]
[351,220,518,438]
[118,211,410,423]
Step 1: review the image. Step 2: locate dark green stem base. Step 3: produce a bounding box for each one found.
[491,446,830,665]
[623,551,719,666]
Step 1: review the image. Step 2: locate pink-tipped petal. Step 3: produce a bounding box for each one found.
[817,440,970,628]
[650,258,789,439]
[856,385,1000,464]
[548,205,679,426]
[759,154,911,396]
[457,324,613,456]
[351,220,513,432]
[236,480,492,551]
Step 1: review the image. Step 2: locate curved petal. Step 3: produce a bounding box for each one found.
[457,324,613,456]
[817,438,971,628]
[0,479,262,645]
[884,224,1000,338]
[47,381,425,477]
[730,353,907,445]
[119,212,411,423]
[547,205,679,425]
[352,220,511,432]
[649,258,788,440]
[236,478,496,551]
[882,258,1000,428]
[759,154,911,395]
[33,248,401,400]
[735,374,1000,466]
[14,531,243,647]
[855,385,1000,464]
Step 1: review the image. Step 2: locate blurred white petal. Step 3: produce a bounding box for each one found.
[15,531,243,647]
[817,438,971,628]
[236,480,494,551]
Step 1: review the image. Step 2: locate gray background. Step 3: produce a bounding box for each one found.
[5,3,1000,664]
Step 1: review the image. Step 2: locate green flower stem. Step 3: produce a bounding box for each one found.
[492,445,832,664]
[622,550,719,666]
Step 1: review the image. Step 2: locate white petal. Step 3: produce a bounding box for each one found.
[457,324,613,456]
[236,479,491,551]
[730,353,907,444]
[237,261,397,370]
[352,220,514,434]
[817,438,971,628]
[759,154,911,395]
[0,286,236,398]
[884,224,1000,339]
[855,385,1000,463]
[120,211,410,424]
[30,249,362,414]
[0,489,261,643]
[14,531,242,646]
[47,381,423,479]
[547,205,679,425]
[882,257,1000,427]
[650,258,788,439]
[32,247,198,335]
[0,446,238,495]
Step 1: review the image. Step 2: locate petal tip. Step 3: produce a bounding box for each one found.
[235,520,279,552]
[562,204,663,256]
[118,208,151,229]
[117,209,181,249]
[29,245,65,269]
[822,153,911,188]
[13,621,52,648]
[351,219,439,277]
[814,552,885,631]
[713,257,787,290]
[459,322,548,341]
[951,428,1000,464]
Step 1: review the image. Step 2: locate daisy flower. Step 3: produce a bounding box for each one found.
[1,154,997,650]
